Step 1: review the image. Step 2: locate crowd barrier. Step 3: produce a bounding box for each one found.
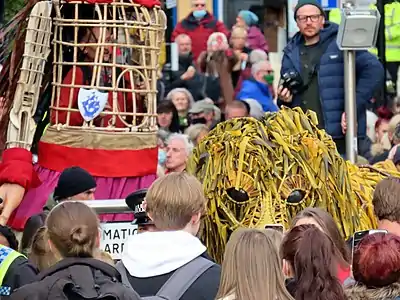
[81,199,135,260]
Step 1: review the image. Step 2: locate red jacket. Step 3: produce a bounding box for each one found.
[172,12,229,61]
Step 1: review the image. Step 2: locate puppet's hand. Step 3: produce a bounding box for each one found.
[0,183,25,226]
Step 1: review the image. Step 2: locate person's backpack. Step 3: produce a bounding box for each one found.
[10,258,141,300]
[115,256,215,300]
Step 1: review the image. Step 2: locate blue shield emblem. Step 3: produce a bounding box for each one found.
[77,88,108,122]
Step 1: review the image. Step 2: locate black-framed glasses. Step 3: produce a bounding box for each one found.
[296,14,322,23]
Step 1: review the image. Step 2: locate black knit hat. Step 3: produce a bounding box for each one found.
[125,189,153,226]
[294,0,324,19]
[53,166,96,200]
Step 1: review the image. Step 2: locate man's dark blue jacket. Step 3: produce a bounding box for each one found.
[280,22,384,139]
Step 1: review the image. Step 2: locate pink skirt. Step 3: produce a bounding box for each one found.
[10,164,156,231]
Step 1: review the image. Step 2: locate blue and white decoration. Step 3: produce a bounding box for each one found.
[78,88,109,122]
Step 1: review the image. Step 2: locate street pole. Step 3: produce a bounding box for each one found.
[344,50,357,163]
[338,4,380,163]
[376,0,386,106]
[0,0,4,25]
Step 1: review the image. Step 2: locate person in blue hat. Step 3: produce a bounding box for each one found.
[235,10,268,52]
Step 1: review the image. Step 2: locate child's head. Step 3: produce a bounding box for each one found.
[0,225,18,250]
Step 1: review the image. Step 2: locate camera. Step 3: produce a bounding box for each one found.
[280,71,304,95]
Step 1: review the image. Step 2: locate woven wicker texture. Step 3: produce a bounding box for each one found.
[6,1,52,149]
[51,0,166,132]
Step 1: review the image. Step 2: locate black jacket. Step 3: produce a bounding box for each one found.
[10,258,140,300]
[3,256,38,292]
[126,253,221,300]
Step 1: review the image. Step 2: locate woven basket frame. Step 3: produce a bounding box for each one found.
[51,0,166,132]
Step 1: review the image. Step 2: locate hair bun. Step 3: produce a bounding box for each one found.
[70,225,90,245]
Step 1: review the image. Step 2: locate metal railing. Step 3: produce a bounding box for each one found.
[80,199,131,214]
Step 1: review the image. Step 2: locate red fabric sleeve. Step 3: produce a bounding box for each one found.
[51,68,84,126]
[216,20,230,37]
[132,0,160,7]
[0,148,41,190]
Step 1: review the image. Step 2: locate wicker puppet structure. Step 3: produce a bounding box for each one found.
[188,107,400,263]
[0,0,166,230]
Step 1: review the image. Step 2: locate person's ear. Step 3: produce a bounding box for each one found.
[282,259,293,278]
[321,15,326,26]
[191,212,202,225]
[147,211,154,222]
[143,199,148,211]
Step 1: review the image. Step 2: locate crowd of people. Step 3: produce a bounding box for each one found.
[154,0,400,175]
[0,0,400,299]
[0,170,398,299]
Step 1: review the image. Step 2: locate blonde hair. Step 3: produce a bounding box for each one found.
[264,229,283,251]
[389,114,400,134]
[94,249,115,266]
[29,227,58,271]
[46,201,99,258]
[216,228,294,300]
[146,172,206,230]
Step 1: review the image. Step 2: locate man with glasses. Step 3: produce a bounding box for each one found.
[278,0,383,156]
[172,0,228,62]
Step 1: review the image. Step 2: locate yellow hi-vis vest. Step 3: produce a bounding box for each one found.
[329,2,400,62]
[0,245,25,294]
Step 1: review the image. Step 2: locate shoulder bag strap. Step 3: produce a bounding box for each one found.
[115,261,134,289]
[156,256,215,300]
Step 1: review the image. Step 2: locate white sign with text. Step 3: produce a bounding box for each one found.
[100,222,138,260]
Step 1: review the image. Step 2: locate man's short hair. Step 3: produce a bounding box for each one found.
[373,177,400,222]
[249,49,268,65]
[175,34,191,44]
[251,60,269,76]
[225,100,249,114]
[167,133,194,156]
[146,173,207,230]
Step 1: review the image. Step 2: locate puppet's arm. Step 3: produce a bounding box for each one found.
[0,1,52,225]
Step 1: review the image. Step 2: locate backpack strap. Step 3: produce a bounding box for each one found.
[156,256,215,300]
[115,261,132,288]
